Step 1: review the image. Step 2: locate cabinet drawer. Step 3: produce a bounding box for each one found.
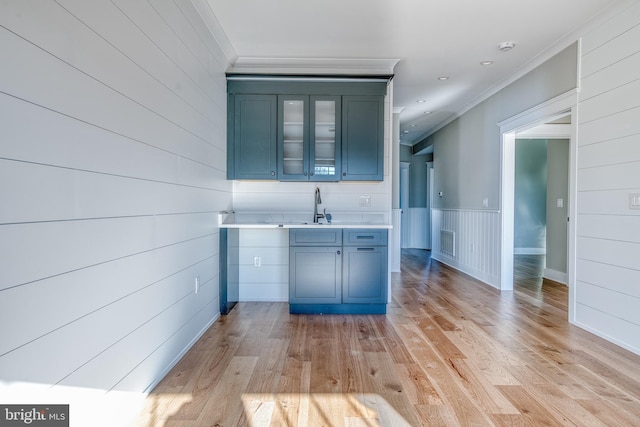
[343,229,387,246]
[290,229,342,246]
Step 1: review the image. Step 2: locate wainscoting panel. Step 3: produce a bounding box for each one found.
[402,208,429,249]
[432,209,501,288]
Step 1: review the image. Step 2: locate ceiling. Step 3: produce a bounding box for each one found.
[196,0,618,146]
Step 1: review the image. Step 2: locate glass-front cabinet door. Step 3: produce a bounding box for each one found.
[278,95,340,181]
[310,96,341,181]
[279,96,307,179]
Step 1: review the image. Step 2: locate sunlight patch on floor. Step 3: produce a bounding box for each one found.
[241,393,412,427]
[0,381,149,427]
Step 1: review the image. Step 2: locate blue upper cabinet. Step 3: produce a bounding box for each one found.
[278,95,341,181]
[341,96,384,181]
[229,94,277,180]
[227,76,388,182]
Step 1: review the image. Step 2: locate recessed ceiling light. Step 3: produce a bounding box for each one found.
[424,111,432,114]
[437,76,449,81]
[498,41,515,51]
[417,99,426,103]
[402,130,410,134]
[480,60,494,66]
[410,124,416,127]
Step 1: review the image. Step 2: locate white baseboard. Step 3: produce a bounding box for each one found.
[432,252,501,290]
[544,268,567,285]
[572,319,640,357]
[514,247,546,255]
[143,312,220,393]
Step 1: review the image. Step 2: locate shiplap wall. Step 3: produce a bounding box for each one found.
[575,0,640,353]
[0,0,231,393]
[431,209,501,288]
[233,229,289,301]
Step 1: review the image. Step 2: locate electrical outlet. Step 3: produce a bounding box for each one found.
[557,198,564,208]
[194,276,200,294]
[359,195,371,208]
[254,256,261,267]
[482,198,489,208]
[630,193,640,210]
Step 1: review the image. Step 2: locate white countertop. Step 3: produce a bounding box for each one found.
[218,212,392,229]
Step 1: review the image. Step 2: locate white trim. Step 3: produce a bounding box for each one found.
[544,268,568,285]
[515,123,571,139]
[143,312,220,393]
[229,57,400,75]
[190,0,237,63]
[497,90,578,129]
[514,248,546,255]
[391,209,402,272]
[573,320,640,356]
[432,253,500,290]
[500,132,515,291]
[499,89,578,317]
[226,75,392,83]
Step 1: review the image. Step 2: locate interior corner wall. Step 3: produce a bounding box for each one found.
[0,0,232,395]
[430,43,578,289]
[574,0,640,354]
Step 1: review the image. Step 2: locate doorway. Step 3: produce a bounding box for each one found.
[499,90,578,321]
[515,118,570,285]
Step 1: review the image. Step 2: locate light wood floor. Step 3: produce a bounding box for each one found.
[136,251,640,426]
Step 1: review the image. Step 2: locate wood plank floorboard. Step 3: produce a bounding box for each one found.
[136,251,640,426]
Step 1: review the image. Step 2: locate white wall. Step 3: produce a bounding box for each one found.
[574,0,640,353]
[0,0,231,396]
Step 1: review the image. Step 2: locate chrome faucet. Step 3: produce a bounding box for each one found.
[313,187,324,223]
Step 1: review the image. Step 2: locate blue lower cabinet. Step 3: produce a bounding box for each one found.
[342,246,387,304]
[289,229,388,314]
[289,246,341,304]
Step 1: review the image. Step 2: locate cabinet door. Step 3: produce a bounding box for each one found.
[310,96,341,181]
[342,246,387,304]
[290,246,341,304]
[233,94,277,180]
[341,96,384,181]
[278,95,309,181]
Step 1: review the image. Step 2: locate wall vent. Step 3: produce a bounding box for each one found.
[440,230,455,257]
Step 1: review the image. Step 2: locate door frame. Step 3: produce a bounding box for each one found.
[498,89,578,321]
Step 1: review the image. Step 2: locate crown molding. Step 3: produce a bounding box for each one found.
[190,0,237,64]
[229,57,400,75]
